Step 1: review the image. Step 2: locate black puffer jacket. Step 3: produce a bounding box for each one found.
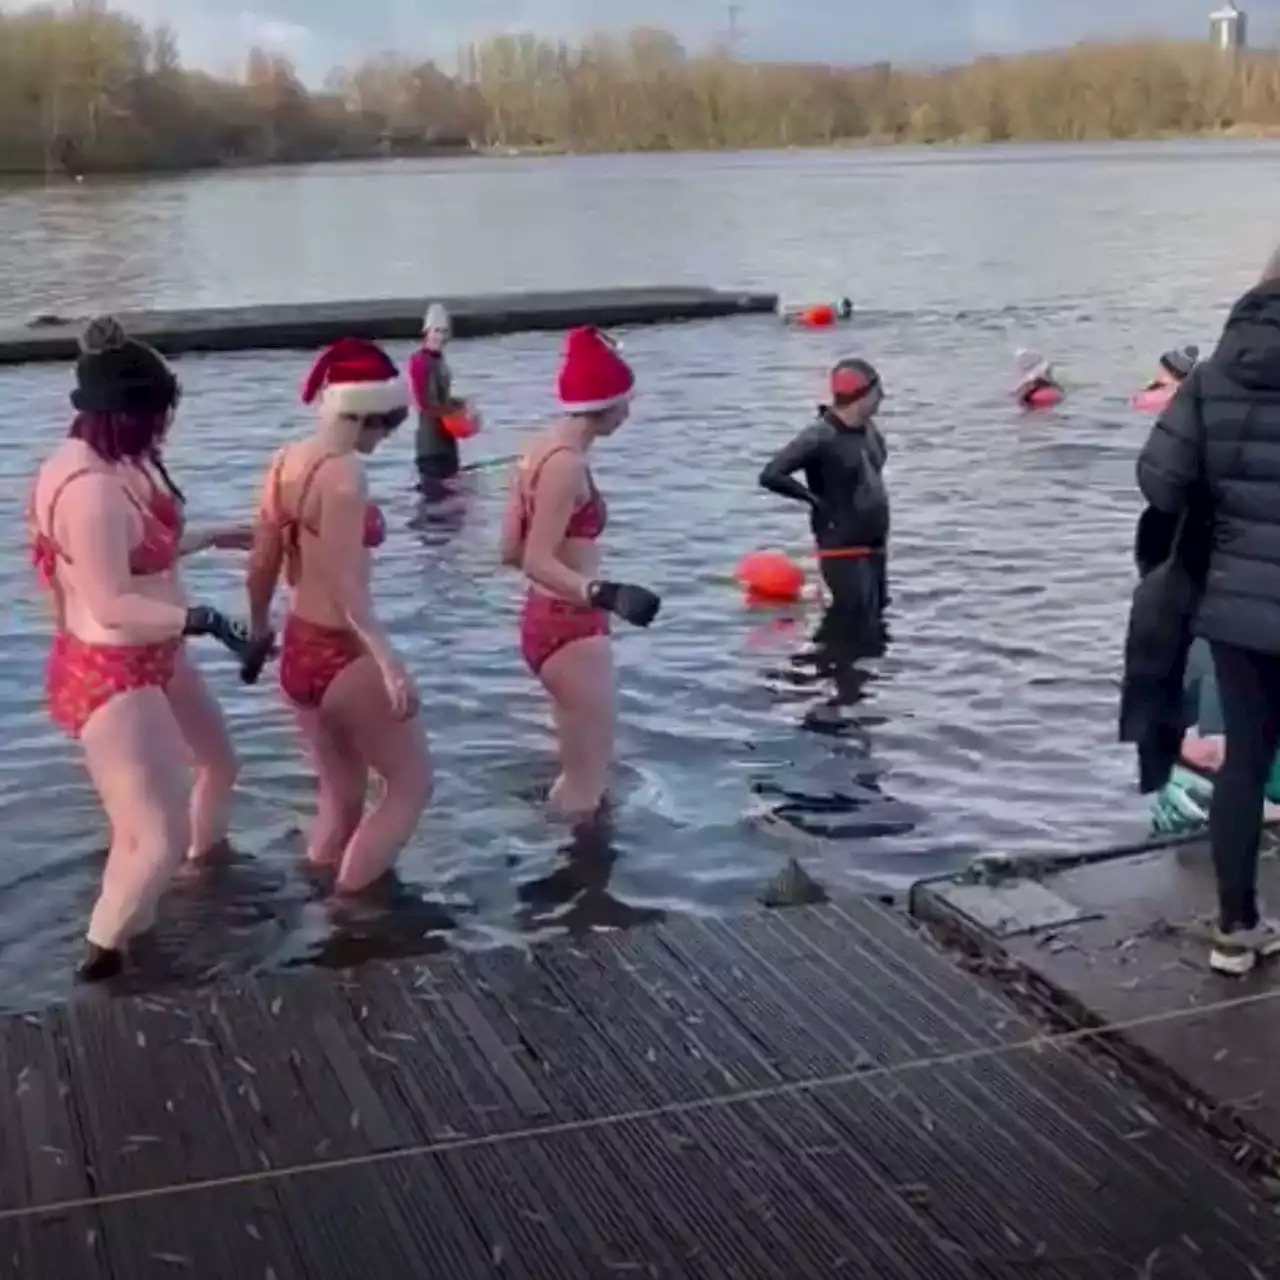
[1136,280,1280,655]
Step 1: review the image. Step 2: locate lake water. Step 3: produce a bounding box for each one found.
[2,140,1278,1010]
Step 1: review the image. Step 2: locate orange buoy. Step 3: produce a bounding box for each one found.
[800,303,836,328]
[735,550,805,603]
[440,401,480,439]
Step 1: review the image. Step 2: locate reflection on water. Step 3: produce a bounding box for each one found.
[5,141,1273,1007]
[751,598,922,859]
[517,813,668,936]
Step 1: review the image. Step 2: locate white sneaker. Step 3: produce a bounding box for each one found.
[1210,917,1280,976]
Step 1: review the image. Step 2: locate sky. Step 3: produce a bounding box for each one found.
[108,0,1279,86]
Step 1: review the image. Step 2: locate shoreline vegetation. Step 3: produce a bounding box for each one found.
[7,5,1280,176]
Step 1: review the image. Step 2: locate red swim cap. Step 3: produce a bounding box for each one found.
[830,357,879,403]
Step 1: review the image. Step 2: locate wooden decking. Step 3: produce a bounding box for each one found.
[912,836,1280,1168]
[4,895,1279,1278]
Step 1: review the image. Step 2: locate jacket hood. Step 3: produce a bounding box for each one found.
[1216,280,1280,391]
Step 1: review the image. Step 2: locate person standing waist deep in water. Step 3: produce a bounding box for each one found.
[246,338,432,896]
[758,357,890,618]
[409,303,463,485]
[498,327,661,820]
[28,323,258,980]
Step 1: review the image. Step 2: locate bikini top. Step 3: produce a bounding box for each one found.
[29,463,183,588]
[518,445,606,542]
[267,450,385,584]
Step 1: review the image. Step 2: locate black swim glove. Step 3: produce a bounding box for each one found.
[587,580,661,628]
[239,630,277,686]
[183,605,254,657]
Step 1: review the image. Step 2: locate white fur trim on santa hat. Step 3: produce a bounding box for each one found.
[559,388,633,414]
[320,378,408,417]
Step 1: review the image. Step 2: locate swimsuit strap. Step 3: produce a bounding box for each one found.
[118,464,161,519]
[265,450,288,524]
[271,450,341,539]
[294,452,342,535]
[521,445,585,510]
[135,458,178,506]
[37,467,102,563]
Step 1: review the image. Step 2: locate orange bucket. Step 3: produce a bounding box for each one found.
[441,402,480,439]
[735,551,805,603]
[800,304,836,328]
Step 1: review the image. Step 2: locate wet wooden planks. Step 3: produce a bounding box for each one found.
[2,893,1279,1278]
[912,842,1280,1155]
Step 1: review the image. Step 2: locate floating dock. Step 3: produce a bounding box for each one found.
[0,286,779,365]
[4,893,1277,1278]
[911,833,1280,1169]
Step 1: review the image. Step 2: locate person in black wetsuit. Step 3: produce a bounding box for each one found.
[758,357,889,620]
[411,303,459,486]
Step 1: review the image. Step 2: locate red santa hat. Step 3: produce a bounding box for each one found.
[300,337,408,417]
[557,326,634,414]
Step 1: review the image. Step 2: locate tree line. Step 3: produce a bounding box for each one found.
[4,2,1280,175]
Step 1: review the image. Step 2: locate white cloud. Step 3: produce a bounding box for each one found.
[107,0,327,80]
[236,12,312,52]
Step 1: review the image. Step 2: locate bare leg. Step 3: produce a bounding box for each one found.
[166,648,239,859]
[292,706,368,868]
[540,636,614,820]
[80,687,192,950]
[320,656,432,893]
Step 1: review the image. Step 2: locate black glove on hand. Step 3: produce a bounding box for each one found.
[587,580,661,628]
[239,631,277,686]
[183,605,253,657]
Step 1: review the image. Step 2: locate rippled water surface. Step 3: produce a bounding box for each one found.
[2,142,1279,1009]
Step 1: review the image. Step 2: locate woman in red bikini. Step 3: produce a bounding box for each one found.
[28,321,257,980]
[246,338,431,895]
[499,327,661,818]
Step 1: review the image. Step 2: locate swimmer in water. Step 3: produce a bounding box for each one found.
[1013,348,1064,407]
[1136,345,1199,412]
[246,338,432,894]
[410,303,470,488]
[28,320,259,980]
[498,327,661,820]
[758,357,890,620]
[780,296,854,324]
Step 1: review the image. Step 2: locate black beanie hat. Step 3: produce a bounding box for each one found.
[1158,345,1199,381]
[71,316,178,414]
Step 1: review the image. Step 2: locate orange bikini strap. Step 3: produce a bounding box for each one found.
[38,467,101,561]
[264,451,287,523]
[293,453,341,534]
[521,445,583,508]
[265,450,340,534]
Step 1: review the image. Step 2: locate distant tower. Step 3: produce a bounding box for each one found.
[726,3,744,54]
[1209,2,1247,52]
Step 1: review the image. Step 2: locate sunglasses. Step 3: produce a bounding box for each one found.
[344,408,408,431]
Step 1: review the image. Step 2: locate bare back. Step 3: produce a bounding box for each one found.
[31,440,185,645]
[501,430,603,599]
[259,441,371,630]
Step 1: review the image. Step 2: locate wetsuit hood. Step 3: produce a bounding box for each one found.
[1158,345,1198,381]
[1215,281,1280,392]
